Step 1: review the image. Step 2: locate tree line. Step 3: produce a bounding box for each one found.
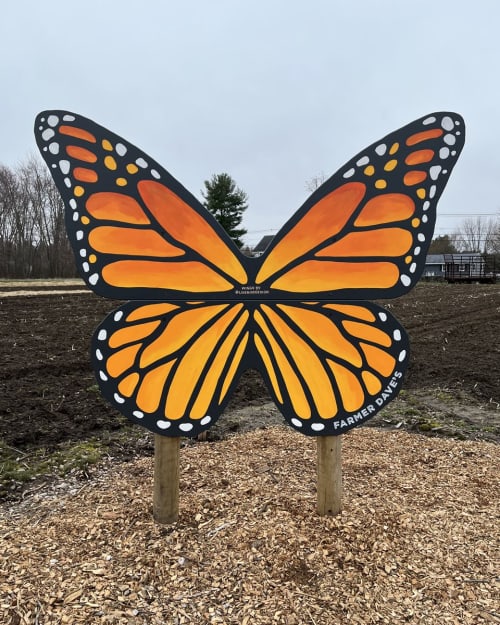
[0,160,248,279]
[1,155,499,279]
[0,158,74,278]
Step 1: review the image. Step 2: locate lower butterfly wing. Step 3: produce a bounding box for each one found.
[256,112,465,300]
[252,302,409,435]
[92,301,251,437]
[34,111,248,300]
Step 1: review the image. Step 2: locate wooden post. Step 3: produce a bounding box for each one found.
[317,435,342,515]
[153,435,180,524]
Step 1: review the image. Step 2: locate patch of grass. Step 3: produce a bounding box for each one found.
[0,426,149,499]
[0,439,104,495]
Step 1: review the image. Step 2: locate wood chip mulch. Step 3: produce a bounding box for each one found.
[0,427,498,624]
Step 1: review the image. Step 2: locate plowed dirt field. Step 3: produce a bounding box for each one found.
[0,281,499,496]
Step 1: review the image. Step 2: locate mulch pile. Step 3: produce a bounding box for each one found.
[1,427,498,624]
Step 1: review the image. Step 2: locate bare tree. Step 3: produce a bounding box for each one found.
[452,216,499,253]
[305,172,327,193]
[0,155,75,278]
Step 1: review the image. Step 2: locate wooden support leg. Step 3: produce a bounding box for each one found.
[317,435,342,516]
[153,435,180,524]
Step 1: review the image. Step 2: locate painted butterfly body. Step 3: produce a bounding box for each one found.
[34,110,464,437]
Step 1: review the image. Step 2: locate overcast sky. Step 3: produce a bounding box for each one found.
[1,0,499,246]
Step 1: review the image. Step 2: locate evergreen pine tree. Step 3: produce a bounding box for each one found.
[202,173,248,247]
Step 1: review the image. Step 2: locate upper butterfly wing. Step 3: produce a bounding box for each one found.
[34,111,248,300]
[256,112,465,299]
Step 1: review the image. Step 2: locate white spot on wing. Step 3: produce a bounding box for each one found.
[311,423,325,432]
[291,418,302,428]
[430,165,441,180]
[42,128,55,141]
[441,116,454,131]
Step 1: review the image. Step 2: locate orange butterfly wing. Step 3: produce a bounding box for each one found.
[252,301,408,435]
[93,301,250,436]
[35,111,247,300]
[256,113,465,299]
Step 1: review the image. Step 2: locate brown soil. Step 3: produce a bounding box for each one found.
[0,283,499,494]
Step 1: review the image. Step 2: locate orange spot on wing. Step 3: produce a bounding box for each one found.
[140,305,229,369]
[360,343,396,377]
[90,225,180,258]
[118,372,140,397]
[354,194,415,226]
[404,171,427,186]
[323,304,376,323]
[66,145,98,162]
[256,182,366,284]
[260,305,336,418]
[106,343,141,377]
[406,128,443,146]
[126,303,179,322]
[254,309,312,419]
[136,361,176,413]
[327,361,365,412]
[138,181,247,286]
[102,260,234,293]
[109,320,161,348]
[253,334,283,404]
[165,305,243,419]
[86,192,151,224]
[362,370,382,395]
[59,125,96,143]
[73,167,98,183]
[317,228,412,257]
[342,320,392,347]
[192,310,250,416]
[271,261,399,293]
[405,149,434,165]
[277,305,362,367]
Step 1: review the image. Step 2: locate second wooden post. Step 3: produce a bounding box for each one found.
[153,435,180,524]
[317,435,342,515]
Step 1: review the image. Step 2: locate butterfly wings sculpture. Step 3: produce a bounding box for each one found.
[34,111,464,437]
